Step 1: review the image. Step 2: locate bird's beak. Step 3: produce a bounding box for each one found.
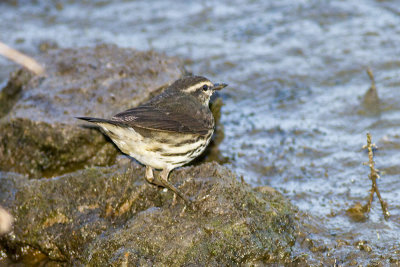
[212,83,228,91]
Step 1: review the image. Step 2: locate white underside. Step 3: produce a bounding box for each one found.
[98,123,211,170]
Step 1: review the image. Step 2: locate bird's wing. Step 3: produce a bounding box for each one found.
[112,97,214,135]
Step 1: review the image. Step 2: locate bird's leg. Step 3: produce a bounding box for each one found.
[159,168,191,205]
[145,166,163,186]
[145,166,154,183]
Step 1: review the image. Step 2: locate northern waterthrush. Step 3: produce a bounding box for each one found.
[77,76,227,204]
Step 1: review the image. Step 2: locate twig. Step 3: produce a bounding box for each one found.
[0,41,45,75]
[362,67,380,111]
[366,67,376,91]
[362,133,390,219]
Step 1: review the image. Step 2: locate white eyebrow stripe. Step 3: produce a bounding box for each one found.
[183,81,213,93]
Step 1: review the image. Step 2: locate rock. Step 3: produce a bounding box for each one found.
[0,44,296,265]
[0,44,185,177]
[0,69,32,117]
[0,162,297,265]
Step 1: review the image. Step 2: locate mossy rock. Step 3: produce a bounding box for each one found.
[0,162,297,265]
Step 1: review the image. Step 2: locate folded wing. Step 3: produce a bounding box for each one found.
[112,95,213,135]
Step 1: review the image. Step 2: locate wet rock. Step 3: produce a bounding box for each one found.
[0,69,32,117]
[0,44,293,265]
[346,202,368,222]
[0,44,185,177]
[0,162,297,265]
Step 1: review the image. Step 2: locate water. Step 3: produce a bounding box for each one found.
[1,0,400,264]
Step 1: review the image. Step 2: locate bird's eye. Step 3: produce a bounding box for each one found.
[202,85,209,91]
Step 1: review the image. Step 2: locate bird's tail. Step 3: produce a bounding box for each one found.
[76,116,125,127]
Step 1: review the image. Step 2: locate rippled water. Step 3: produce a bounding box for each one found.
[1,0,400,264]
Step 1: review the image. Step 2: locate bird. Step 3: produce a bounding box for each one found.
[77,76,227,204]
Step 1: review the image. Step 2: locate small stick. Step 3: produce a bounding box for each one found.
[362,133,390,219]
[366,67,376,91]
[0,41,45,75]
[362,67,380,110]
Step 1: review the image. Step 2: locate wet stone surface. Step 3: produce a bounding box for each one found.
[0,161,297,266]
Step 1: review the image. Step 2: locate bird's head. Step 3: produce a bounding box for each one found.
[168,76,227,106]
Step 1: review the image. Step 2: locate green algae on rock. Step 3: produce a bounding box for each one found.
[0,162,297,265]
